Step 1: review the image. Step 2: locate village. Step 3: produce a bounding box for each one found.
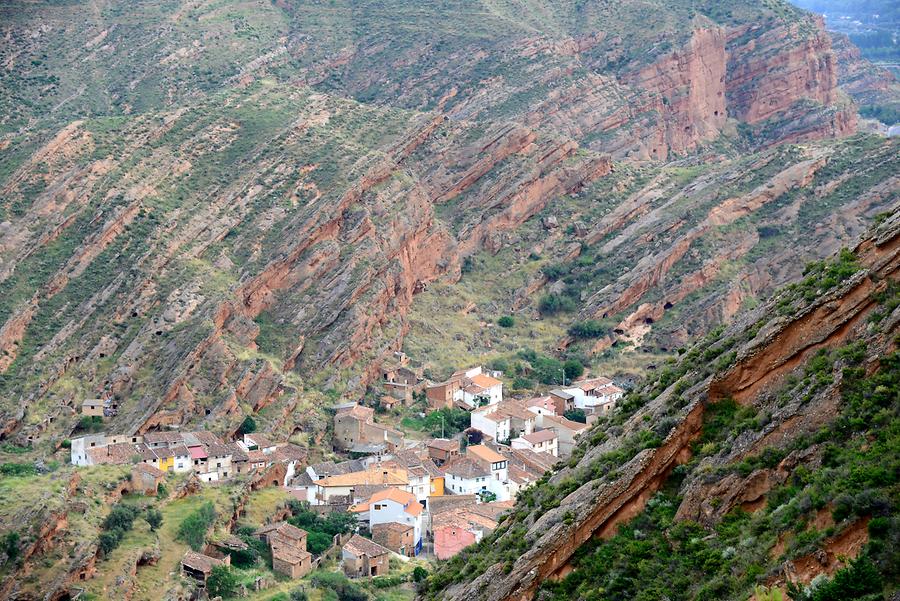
[68,354,624,597]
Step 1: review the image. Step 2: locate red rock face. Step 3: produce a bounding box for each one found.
[624,27,728,160]
[725,17,854,139]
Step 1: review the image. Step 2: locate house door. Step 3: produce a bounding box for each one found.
[371,566,377,576]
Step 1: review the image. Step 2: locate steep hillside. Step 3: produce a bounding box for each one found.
[0,0,892,456]
[424,213,900,600]
[401,135,898,381]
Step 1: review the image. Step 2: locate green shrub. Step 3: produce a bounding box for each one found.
[564,359,585,380]
[0,463,36,477]
[538,294,576,315]
[568,320,607,339]
[497,316,515,328]
[97,529,124,556]
[2,531,20,563]
[287,501,355,554]
[177,502,216,551]
[563,409,587,423]
[207,565,238,598]
[788,555,882,601]
[145,508,163,532]
[310,571,367,601]
[102,505,140,532]
[237,415,257,435]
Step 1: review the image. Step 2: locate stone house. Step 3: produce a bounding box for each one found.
[372,521,415,557]
[342,534,390,578]
[426,438,460,466]
[333,404,403,452]
[256,522,312,579]
[81,399,105,417]
[131,463,166,495]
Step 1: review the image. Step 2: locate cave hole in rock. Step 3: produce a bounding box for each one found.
[663,301,673,309]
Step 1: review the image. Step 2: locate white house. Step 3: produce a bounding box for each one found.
[470,401,535,443]
[352,488,423,554]
[536,414,589,457]
[511,430,559,457]
[452,367,503,409]
[241,433,278,455]
[470,407,512,442]
[466,445,511,501]
[443,457,493,496]
[406,465,431,504]
[563,377,624,415]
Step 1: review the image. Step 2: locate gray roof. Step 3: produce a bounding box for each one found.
[344,534,390,558]
[309,459,366,478]
[444,457,490,479]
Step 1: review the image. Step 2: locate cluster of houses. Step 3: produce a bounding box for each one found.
[70,430,306,485]
[76,359,625,587]
[337,367,622,463]
[284,435,554,562]
[299,364,625,564]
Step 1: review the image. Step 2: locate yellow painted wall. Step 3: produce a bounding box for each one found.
[431,476,445,496]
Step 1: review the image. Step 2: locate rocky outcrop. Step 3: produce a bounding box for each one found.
[621,26,728,159]
[439,216,900,601]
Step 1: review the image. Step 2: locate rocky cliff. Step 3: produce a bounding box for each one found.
[426,212,900,601]
[0,0,887,461]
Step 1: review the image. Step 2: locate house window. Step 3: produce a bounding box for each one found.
[217,462,221,468]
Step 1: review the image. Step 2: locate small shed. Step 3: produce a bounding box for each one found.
[131,463,166,495]
[81,399,105,417]
[181,550,228,583]
[341,534,390,578]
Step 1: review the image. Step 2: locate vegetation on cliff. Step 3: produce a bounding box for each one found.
[424,234,900,600]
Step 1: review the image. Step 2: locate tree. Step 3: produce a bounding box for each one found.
[564,359,584,380]
[412,566,429,583]
[206,565,238,598]
[102,505,140,533]
[177,501,216,551]
[563,409,587,423]
[2,532,19,563]
[145,508,163,532]
[97,529,123,556]
[538,294,576,315]
[423,408,470,437]
[466,429,483,445]
[305,531,333,554]
[568,320,607,339]
[237,415,257,435]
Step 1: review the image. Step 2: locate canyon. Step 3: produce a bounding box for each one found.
[0,0,897,598]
